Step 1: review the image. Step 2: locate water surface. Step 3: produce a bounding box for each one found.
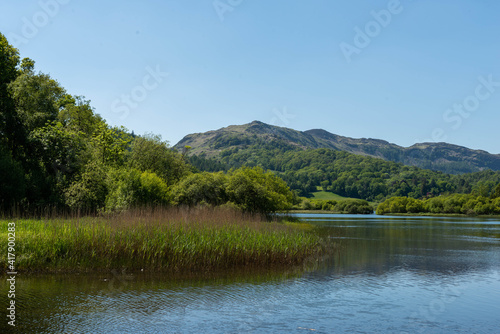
[2,214,500,333]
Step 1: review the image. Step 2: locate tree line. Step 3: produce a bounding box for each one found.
[0,33,293,215]
[189,142,500,202]
[376,184,500,215]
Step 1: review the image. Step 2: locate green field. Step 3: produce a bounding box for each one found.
[310,191,351,201]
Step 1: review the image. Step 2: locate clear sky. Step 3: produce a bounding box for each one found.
[1,0,499,153]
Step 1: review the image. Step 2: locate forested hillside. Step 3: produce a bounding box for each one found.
[187,145,500,202]
[176,121,500,174]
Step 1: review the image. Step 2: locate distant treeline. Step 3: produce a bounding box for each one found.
[376,187,500,215]
[189,142,500,202]
[293,199,374,214]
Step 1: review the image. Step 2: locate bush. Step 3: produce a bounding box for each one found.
[171,172,228,206]
[227,166,294,213]
[105,168,170,211]
[406,198,424,213]
[335,199,373,214]
[64,162,107,212]
[127,134,189,186]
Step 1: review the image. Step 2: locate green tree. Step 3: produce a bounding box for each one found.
[64,162,108,212]
[491,183,500,199]
[91,122,131,166]
[406,198,424,213]
[105,168,170,211]
[0,148,25,208]
[8,63,65,134]
[171,172,228,206]
[127,133,189,186]
[0,33,21,152]
[227,166,294,213]
[58,95,103,136]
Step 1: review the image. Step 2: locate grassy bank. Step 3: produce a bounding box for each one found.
[1,207,324,273]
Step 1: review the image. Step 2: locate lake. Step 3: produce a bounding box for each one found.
[2,214,500,333]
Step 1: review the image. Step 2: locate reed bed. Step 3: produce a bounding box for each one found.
[1,207,323,273]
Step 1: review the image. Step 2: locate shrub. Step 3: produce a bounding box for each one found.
[171,172,228,206]
[105,168,170,211]
[64,162,107,212]
[227,166,294,213]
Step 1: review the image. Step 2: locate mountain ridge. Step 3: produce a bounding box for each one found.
[174,121,500,174]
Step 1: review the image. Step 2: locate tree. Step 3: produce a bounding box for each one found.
[127,133,189,186]
[8,64,65,134]
[91,122,131,167]
[58,95,103,136]
[30,121,84,180]
[105,168,170,211]
[0,148,25,208]
[227,166,294,213]
[0,33,21,152]
[64,162,108,212]
[491,183,500,199]
[171,172,228,206]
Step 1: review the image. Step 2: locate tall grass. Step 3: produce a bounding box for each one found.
[1,207,323,273]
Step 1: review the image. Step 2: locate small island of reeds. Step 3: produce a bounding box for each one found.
[1,207,324,274]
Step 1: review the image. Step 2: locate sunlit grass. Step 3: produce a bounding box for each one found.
[0,207,323,273]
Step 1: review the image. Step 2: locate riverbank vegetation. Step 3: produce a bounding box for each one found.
[292,198,374,214]
[376,184,500,215]
[0,207,324,273]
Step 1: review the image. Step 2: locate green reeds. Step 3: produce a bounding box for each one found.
[1,207,323,273]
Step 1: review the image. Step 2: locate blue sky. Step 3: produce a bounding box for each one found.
[1,0,499,153]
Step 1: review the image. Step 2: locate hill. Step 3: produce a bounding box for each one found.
[174,121,500,174]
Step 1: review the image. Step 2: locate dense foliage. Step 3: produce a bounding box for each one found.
[376,184,500,215]
[0,34,294,214]
[294,198,373,214]
[189,144,500,202]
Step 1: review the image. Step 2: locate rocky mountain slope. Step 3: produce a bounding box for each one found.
[174,121,500,174]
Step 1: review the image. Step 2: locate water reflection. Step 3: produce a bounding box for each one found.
[302,214,500,277]
[1,214,499,333]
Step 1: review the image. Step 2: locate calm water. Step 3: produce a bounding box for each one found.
[2,214,500,333]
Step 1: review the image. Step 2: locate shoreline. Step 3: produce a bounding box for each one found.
[284,210,374,215]
[379,212,500,218]
[0,210,326,274]
[284,210,500,219]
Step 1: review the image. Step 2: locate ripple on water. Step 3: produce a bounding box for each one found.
[6,215,500,333]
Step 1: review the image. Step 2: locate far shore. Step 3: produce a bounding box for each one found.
[283,210,500,218]
[379,212,500,218]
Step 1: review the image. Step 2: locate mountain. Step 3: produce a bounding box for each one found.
[174,121,500,174]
